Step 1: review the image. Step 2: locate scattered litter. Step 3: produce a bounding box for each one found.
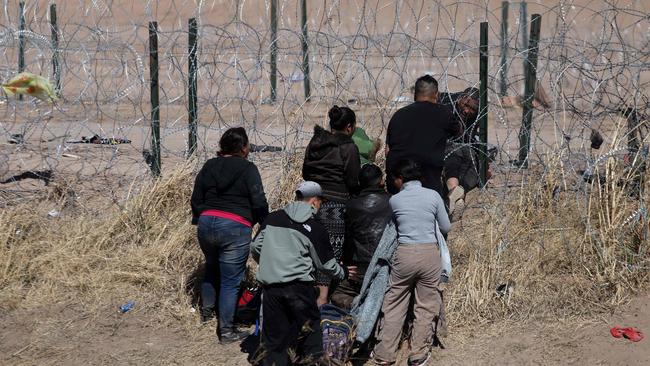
[62,153,80,159]
[347,98,358,104]
[142,149,155,168]
[1,72,57,103]
[47,209,61,218]
[68,135,131,145]
[190,307,196,313]
[145,342,154,347]
[8,133,24,144]
[590,129,604,150]
[496,240,508,256]
[393,96,410,103]
[610,326,644,342]
[250,144,282,153]
[119,300,136,313]
[260,98,275,105]
[495,281,515,299]
[289,72,304,82]
[1,170,53,186]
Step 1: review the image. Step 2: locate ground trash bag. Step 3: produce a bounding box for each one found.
[320,304,356,364]
[2,72,57,103]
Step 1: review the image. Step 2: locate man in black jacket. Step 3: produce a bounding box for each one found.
[331,164,392,309]
[386,75,462,195]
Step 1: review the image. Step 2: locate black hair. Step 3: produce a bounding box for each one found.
[461,87,480,100]
[414,75,438,99]
[219,127,249,155]
[394,159,422,183]
[359,164,383,188]
[328,105,356,131]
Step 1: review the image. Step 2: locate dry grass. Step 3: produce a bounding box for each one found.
[0,118,648,362]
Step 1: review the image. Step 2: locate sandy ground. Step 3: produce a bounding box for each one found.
[1,290,648,365]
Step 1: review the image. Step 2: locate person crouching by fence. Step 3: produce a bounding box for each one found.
[190,127,269,344]
[373,159,451,366]
[251,181,357,366]
[331,163,392,310]
[302,105,361,306]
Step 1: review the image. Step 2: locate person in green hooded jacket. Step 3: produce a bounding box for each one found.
[352,126,381,166]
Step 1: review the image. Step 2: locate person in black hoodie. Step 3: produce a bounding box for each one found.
[190,127,269,344]
[303,105,361,306]
[331,164,392,310]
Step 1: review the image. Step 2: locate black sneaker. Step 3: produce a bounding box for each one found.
[219,329,249,344]
[200,308,214,323]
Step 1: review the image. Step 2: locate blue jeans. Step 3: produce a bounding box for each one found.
[197,215,252,334]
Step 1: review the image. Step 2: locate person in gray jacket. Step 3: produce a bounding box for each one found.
[251,181,356,366]
[373,159,451,366]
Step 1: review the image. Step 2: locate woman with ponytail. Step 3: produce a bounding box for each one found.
[303,105,361,306]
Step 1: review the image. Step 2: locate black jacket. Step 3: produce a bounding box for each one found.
[342,186,392,270]
[302,126,361,202]
[191,156,269,225]
[386,101,460,171]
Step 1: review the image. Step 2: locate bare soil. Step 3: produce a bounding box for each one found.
[2,291,648,365]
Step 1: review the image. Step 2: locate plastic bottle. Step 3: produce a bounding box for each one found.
[119,300,136,313]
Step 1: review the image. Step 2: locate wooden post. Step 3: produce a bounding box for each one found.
[499,1,509,97]
[50,4,61,96]
[517,14,541,167]
[269,0,278,102]
[149,21,161,177]
[479,22,489,185]
[519,2,528,77]
[300,0,311,101]
[18,1,26,100]
[188,18,198,157]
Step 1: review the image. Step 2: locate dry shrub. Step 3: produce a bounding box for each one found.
[0,162,201,324]
[1,121,648,336]
[446,117,649,327]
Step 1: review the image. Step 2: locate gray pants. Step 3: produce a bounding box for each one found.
[373,244,442,363]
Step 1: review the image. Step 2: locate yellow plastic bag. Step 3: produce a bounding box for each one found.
[2,72,57,103]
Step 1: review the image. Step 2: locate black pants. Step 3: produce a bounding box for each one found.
[387,164,443,196]
[260,282,323,366]
[443,143,479,192]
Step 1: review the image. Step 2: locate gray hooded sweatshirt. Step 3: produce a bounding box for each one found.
[251,201,348,285]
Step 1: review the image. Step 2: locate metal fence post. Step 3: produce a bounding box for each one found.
[18,1,26,100]
[519,1,528,77]
[517,14,541,167]
[300,0,311,101]
[149,21,161,177]
[499,1,509,97]
[270,0,278,103]
[188,18,198,157]
[479,22,489,185]
[50,4,61,96]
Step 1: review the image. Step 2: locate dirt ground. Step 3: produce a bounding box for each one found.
[2,291,648,365]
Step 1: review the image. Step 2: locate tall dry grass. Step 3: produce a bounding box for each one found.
[0,118,648,336]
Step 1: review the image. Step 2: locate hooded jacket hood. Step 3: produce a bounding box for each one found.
[283,201,317,224]
[209,156,251,190]
[305,125,354,161]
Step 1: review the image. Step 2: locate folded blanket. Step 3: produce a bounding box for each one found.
[350,221,399,343]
